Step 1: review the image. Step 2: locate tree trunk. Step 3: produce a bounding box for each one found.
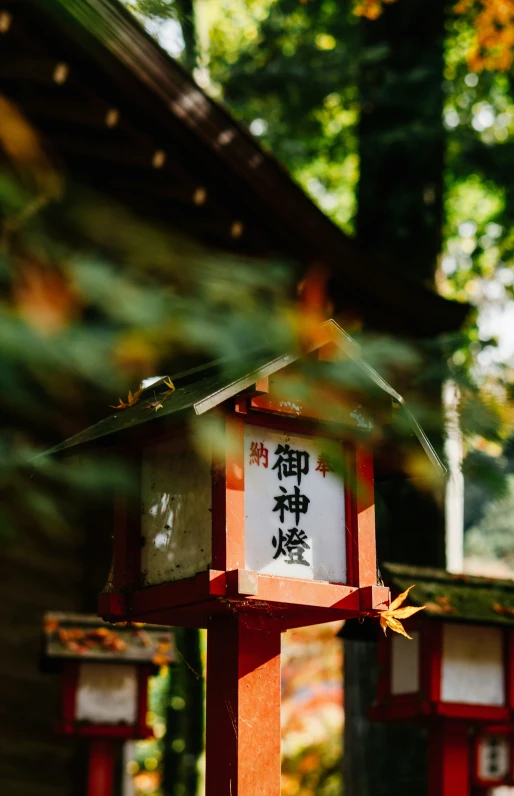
[345,2,447,793]
[357,0,446,285]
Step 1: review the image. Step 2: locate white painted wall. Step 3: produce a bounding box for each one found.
[441,623,505,705]
[76,663,137,724]
[141,436,212,585]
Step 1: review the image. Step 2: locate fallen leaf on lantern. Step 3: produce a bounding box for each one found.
[163,377,175,393]
[152,652,171,666]
[379,585,425,639]
[493,603,514,617]
[144,400,164,412]
[110,385,143,410]
[44,617,59,634]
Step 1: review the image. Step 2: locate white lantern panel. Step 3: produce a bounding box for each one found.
[244,427,346,583]
[76,663,137,724]
[478,736,511,782]
[391,631,420,695]
[141,436,212,585]
[441,623,505,706]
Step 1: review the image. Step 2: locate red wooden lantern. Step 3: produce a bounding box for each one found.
[47,320,441,796]
[373,565,514,725]
[371,564,514,796]
[43,612,174,796]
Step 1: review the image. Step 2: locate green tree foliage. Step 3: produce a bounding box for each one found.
[465,473,514,565]
[204,0,360,233]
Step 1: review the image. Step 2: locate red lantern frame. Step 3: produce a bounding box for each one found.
[373,618,514,724]
[58,660,153,740]
[99,406,388,631]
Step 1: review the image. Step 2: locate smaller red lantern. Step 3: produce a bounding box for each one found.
[370,564,514,796]
[373,564,514,725]
[43,612,174,796]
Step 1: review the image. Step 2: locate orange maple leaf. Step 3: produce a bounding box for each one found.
[379,585,425,639]
[110,385,143,410]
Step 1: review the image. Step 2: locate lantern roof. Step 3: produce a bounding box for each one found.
[42,320,443,471]
[5,0,468,337]
[383,562,514,627]
[42,611,175,664]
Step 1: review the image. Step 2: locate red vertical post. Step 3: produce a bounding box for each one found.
[428,722,470,796]
[353,445,376,587]
[87,739,115,796]
[205,614,281,796]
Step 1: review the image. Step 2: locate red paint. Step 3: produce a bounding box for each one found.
[57,662,153,740]
[58,722,141,739]
[205,615,281,796]
[354,445,375,587]
[425,621,442,703]
[136,666,153,738]
[211,415,245,571]
[344,444,356,587]
[87,739,115,796]
[428,722,470,796]
[225,415,246,571]
[129,570,226,618]
[62,662,79,731]
[434,703,510,722]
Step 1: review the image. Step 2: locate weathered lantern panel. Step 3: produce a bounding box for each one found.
[244,426,346,583]
[76,663,138,725]
[441,623,505,707]
[141,435,212,585]
[390,631,420,696]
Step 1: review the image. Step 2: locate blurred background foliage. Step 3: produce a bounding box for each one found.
[2,0,514,794]
[122,0,514,527]
[118,0,514,792]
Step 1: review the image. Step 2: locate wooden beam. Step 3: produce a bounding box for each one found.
[0,56,73,84]
[205,614,281,796]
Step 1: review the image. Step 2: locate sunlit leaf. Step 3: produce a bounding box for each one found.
[379,585,425,639]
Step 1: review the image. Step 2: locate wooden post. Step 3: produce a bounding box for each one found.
[87,740,115,796]
[428,722,470,796]
[206,614,281,796]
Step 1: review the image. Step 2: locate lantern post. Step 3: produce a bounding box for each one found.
[42,613,174,796]
[45,320,442,796]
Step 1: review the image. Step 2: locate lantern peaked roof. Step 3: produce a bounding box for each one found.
[44,320,443,472]
[383,562,514,627]
[42,611,175,664]
[4,0,468,337]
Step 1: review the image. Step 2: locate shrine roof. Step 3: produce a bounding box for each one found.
[383,562,514,627]
[42,611,175,664]
[3,0,469,337]
[41,320,443,471]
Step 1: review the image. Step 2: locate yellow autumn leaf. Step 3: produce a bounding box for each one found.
[379,585,425,639]
[163,377,175,392]
[110,385,143,410]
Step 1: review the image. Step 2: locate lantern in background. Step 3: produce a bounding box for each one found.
[371,563,514,796]
[43,612,174,796]
[46,319,441,796]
